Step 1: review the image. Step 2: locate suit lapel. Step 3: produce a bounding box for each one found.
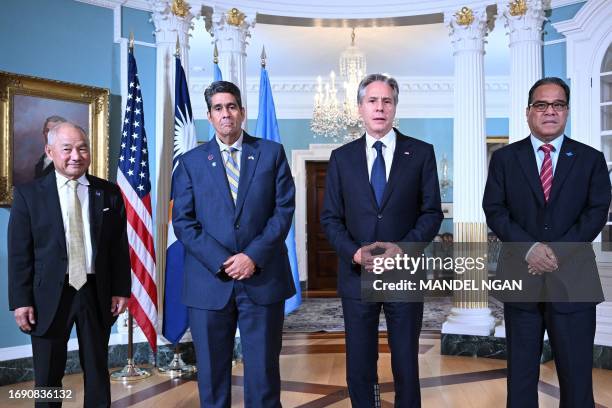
[548,137,577,203]
[41,173,67,255]
[380,131,412,210]
[354,136,379,209]
[87,176,104,263]
[514,137,546,207]
[235,135,260,217]
[206,139,235,211]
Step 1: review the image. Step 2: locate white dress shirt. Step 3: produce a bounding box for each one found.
[365,129,396,181]
[216,132,244,169]
[530,134,564,175]
[55,172,94,275]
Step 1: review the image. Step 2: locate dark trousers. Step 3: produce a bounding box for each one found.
[504,303,596,408]
[342,298,423,408]
[31,275,111,408]
[189,281,285,408]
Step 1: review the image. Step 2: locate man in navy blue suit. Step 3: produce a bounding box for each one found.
[172,81,295,407]
[483,77,610,407]
[321,73,443,407]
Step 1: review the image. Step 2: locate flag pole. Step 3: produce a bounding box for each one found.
[111,314,152,382]
[110,32,152,382]
[158,34,197,378]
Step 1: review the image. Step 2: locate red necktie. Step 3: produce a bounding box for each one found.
[539,144,554,202]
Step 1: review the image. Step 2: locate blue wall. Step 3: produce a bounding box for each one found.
[0,0,155,348]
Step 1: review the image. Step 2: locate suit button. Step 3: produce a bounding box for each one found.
[234,223,240,230]
[544,224,550,230]
[377,214,383,219]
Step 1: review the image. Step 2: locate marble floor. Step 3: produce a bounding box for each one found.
[1,331,611,407]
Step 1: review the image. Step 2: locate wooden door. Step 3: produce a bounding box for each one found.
[306,161,338,291]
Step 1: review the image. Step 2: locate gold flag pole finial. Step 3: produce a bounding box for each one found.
[175,34,180,58]
[261,46,267,68]
[129,32,134,50]
[213,43,219,64]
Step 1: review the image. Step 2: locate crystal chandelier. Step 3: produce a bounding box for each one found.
[311,29,366,143]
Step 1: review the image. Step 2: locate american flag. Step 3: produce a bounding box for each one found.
[116,45,158,352]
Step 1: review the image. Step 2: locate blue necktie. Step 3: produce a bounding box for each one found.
[371,141,386,207]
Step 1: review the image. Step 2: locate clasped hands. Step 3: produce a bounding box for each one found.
[526,242,558,275]
[223,253,256,280]
[353,242,403,273]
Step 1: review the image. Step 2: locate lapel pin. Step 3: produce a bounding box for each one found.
[566,152,574,157]
[208,154,214,161]
[212,162,217,167]
[96,191,101,196]
[248,155,254,160]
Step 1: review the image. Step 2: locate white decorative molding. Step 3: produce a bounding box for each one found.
[596,302,612,347]
[552,0,612,149]
[497,0,545,143]
[76,0,580,17]
[209,6,256,123]
[543,38,566,46]
[189,75,510,119]
[444,5,489,55]
[291,144,340,282]
[445,6,489,223]
[150,0,195,303]
[442,308,496,336]
[596,260,612,346]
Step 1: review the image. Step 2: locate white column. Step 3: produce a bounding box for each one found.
[150,0,194,309]
[497,0,546,143]
[595,262,612,347]
[442,6,495,336]
[209,7,255,126]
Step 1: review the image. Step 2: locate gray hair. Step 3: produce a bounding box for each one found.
[357,73,399,106]
[47,122,90,146]
[43,115,67,132]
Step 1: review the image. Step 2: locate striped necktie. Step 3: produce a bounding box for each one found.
[539,143,554,203]
[67,180,87,290]
[224,147,240,204]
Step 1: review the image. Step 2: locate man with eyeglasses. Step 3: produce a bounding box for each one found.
[483,77,610,407]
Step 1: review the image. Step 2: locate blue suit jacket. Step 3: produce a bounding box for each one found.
[321,130,444,299]
[172,133,296,310]
[483,136,610,311]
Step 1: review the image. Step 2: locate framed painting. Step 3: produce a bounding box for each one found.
[0,71,109,205]
[486,136,509,166]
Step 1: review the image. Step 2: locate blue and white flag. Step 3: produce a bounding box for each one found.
[255,66,302,315]
[162,55,197,344]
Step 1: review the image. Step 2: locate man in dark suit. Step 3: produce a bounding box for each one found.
[8,122,131,407]
[172,81,295,407]
[483,77,610,407]
[34,115,66,179]
[321,73,443,407]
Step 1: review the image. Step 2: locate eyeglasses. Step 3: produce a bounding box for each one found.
[528,101,569,112]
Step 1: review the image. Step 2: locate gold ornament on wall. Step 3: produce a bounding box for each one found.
[455,6,475,26]
[227,8,246,26]
[171,0,189,18]
[509,0,528,16]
